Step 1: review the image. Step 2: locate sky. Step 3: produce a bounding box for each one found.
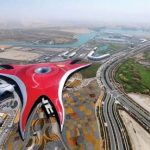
[0,0,150,26]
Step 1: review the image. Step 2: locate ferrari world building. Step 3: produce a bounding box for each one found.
[0,59,90,140]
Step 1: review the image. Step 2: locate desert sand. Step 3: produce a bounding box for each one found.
[119,110,150,150]
[59,27,92,34]
[0,50,41,61]
[128,93,150,113]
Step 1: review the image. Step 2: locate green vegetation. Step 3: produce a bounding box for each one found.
[96,43,127,55]
[80,63,100,78]
[115,59,150,94]
[108,43,125,51]
[144,50,150,61]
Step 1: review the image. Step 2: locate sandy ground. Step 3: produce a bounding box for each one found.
[134,53,145,60]
[133,52,150,66]
[119,110,150,150]
[128,93,150,113]
[0,50,41,61]
[0,45,11,49]
[59,27,92,34]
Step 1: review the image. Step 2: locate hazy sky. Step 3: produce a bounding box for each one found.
[0,0,150,26]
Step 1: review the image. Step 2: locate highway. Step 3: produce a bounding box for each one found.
[97,43,150,150]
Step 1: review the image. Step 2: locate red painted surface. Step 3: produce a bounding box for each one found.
[0,60,90,139]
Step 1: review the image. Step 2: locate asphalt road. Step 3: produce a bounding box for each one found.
[97,42,150,150]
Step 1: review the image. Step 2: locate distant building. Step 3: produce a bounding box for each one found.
[68,52,76,58]
[0,48,5,52]
[59,51,69,57]
[87,50,110,61]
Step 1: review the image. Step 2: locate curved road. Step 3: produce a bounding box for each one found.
[97,43,150,150]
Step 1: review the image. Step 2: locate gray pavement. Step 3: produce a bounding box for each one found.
[97,42,150,150]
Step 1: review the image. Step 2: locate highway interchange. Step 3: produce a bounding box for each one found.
[96,43,150,150]
[0,30,150,149]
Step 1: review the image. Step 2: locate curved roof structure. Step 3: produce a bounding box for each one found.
[0,60,91,140]
[87,50,110,61]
